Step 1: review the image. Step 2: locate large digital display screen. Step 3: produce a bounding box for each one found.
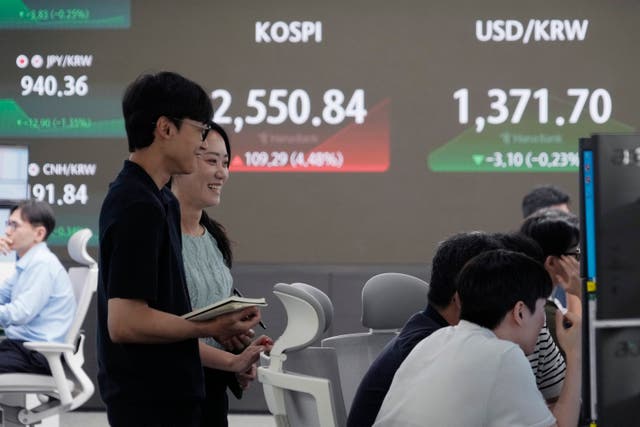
[0,0,637,261]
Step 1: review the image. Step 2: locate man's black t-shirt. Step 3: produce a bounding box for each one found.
[97,161,204,406]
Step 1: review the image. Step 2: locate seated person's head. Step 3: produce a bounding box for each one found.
[520,208,580,260]
[427,232,502,312]
[492,231,545,264]
[7,200,56,257]
[457,249,552,354]
[521,185,570,218]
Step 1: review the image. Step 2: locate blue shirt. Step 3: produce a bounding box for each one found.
[0,242,76,343]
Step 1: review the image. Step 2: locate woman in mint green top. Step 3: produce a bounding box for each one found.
[172,122,271,426]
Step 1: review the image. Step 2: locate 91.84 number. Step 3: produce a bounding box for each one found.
[31,183,88,205]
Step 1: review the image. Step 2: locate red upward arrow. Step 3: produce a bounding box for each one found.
[231,155,244,168]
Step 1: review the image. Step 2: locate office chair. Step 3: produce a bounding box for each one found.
[321,272,429,412]
[0,228,98,426]
[258,282,347,427]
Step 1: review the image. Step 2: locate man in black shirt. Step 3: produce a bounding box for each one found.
[97,72,262,426]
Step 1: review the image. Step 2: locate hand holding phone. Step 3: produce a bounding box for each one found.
[554,310,581,357]
[553,298,574,329]
[552,297,568,315]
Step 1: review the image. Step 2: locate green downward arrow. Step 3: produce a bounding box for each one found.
[472,154,485,165]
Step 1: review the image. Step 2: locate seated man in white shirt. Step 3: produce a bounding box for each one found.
[0,200,76,374]
[374,249,581,427]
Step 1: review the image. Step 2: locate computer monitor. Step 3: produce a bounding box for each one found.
[0,145,29,203]
[580,134,640,425]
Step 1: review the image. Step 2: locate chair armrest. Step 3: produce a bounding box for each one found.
[258,367,338,427]
[23,341,75,354]
[22,341,75,406]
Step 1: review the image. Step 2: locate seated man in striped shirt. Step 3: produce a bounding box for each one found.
[520,208,582,322]
[494,232,568,403]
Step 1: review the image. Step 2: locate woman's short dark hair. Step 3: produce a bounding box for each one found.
[520,208,580,257]
[492,232,545,264]
[199,123,233,266]
[208,121,231,160]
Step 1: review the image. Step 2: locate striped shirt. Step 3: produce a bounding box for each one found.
[527,326,566,400]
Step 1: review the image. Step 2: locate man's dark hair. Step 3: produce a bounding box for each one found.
[11,200,56,240]
[427,232,503,308]
[522,185,570,218]
[122,71,213,152]
[492,232,545,264]
[520,208,580,257]
[458,249,553,330]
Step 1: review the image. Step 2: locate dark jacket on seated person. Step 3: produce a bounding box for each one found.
[347,304,448,427]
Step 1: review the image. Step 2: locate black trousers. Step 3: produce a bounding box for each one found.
[0,338,50,374]
[201,367,231,427]
[106,399,202,427]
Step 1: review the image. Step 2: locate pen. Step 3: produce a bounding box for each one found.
[233,288,267,330]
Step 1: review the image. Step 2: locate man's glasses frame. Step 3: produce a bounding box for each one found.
[169,117,211,142]
[562,247,581,261]
[4,220,20,230]
[5,220,42,231]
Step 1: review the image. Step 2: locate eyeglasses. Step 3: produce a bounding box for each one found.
[5,220,21,230]
[170,117,211,142]
[563,247,581,261]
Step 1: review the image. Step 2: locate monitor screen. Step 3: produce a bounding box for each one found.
[0,145,29,202]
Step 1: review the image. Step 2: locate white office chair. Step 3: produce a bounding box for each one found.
[258,282,347,427]
[321,272,429,412]
[0,228,98,426]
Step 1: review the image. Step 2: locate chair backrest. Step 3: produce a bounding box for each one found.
[321,272,429,412]
[362,272,430,330]
[63,228,98,410]
[269,283,327,358]
[259,283,346,427]
[65,228,98,346]
[281,348,346,427]
[321,332,394,413]
[290,282,334,337]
